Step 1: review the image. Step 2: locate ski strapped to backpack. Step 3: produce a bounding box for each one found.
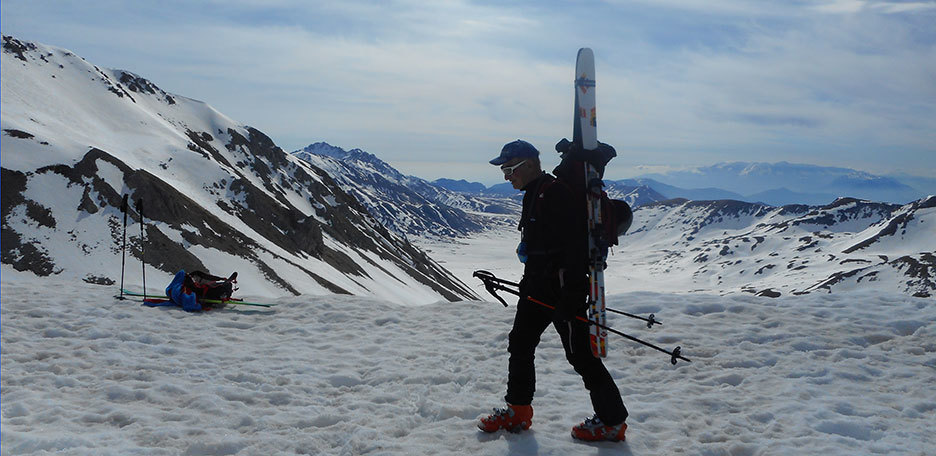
[571,48,613,358]
[473,270,687,365]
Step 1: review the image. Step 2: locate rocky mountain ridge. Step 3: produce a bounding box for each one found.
[1,35,475,303]
[293,143,518,238]
[622,196,935,297]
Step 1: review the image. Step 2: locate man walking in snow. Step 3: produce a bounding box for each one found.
[478,140,629,441]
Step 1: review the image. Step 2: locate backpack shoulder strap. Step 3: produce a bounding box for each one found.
[532,174,561,215]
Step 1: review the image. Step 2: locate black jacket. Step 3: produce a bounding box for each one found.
[518,173,587,313]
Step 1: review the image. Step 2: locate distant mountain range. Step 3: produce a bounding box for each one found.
[637,162,935,205]
[432,178,669,207]
[433,163,935,207]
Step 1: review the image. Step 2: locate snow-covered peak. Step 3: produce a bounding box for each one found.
[291,143,517,238]
[295,141,348,159]
[1,35,476,303]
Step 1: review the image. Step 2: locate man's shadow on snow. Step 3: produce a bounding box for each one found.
[476,429,540,455]
[476,430,634,455]
[590,441,634,455]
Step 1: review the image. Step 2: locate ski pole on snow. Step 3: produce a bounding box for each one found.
[472,270,689,365]
[118,194,129,300]
[525,295,690,365]
[136,198,146,300]
[473,270,661,328]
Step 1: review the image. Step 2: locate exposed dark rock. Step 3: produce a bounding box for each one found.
[118,71,159,95]
[843,197,933,254]
[1,168,28,216]
[186,130,235,169]
[777,204,810,216]
[3,129,34,139]
[93,66,136,103]
[755,264,775,275]
[890,254,934,292]
[756,288,781,298]
[1,228,57,276]
[679,200,772,235]
[78,187,99,215]
[805,267,869,293]
[25,201,56,228]
[1,168,58,276]
[134,224,206,275]
[2,35,35,61]
[749,236,766,252]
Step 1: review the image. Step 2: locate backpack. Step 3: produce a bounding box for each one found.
[551,139,633,248]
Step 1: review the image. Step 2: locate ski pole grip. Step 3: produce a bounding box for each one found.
[670,346,692,365]
[671,346,680,365]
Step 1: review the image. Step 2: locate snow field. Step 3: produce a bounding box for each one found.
[2,268,934,455]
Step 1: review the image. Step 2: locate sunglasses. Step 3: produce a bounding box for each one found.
[501,160,527,176]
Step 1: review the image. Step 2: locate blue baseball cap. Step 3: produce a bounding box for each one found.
[490,139,540,165]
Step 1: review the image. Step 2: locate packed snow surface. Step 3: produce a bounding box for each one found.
[2,232,935,455]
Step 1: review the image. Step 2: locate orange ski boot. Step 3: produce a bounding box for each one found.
[478,404,533,433]
[571,414,627,442]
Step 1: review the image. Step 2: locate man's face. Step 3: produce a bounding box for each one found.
[501,158,530,190]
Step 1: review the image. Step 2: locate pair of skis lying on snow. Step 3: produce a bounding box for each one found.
[119,289,276,308]
[473,270,690,365]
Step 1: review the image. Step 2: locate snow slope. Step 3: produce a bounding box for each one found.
[1,35,474,304]
[2,267,934,455]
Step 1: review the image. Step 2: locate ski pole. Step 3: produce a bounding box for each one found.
[473,270,662,327]
[525,295,690,365]
[473,270,515,307]
[607,307,661,329]
[136,198,146,301]
[474,270,519,288]
[473,270,688,364]
[118,194,129,300]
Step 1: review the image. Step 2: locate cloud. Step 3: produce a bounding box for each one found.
[1,0,933,181]
[813,0,936,14]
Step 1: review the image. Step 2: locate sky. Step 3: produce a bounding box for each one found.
[2,0,935,185]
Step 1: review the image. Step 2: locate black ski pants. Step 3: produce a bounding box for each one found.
[504,292,628,426]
